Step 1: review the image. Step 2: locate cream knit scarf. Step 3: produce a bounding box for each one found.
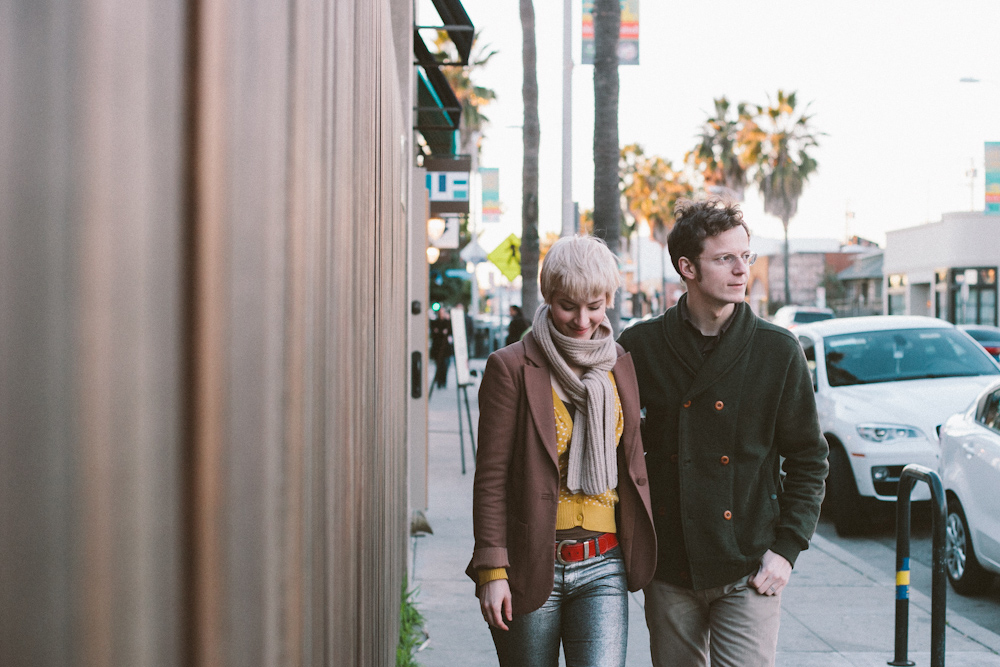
[532,304,618,496]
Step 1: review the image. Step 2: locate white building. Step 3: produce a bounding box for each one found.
[884,211,1000,325]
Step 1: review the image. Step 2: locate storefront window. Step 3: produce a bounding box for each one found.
[888,293,905,315]
[949,267,999,326]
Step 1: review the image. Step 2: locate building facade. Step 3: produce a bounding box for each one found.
[0,1,432,664]
[884,212,1000,325]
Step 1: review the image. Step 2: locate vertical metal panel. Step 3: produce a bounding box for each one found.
[2,0,411,664]
[1,0,186,665]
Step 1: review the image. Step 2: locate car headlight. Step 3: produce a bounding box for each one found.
[856,423,923,442]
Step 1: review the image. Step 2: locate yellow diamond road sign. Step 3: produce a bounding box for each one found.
[488,234,521,282]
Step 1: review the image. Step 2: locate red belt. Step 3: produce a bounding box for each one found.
[555,533,618,565]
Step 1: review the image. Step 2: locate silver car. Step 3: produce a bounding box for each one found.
[940,380,1000,594]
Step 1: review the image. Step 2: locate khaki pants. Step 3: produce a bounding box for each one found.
[643,575,781,667]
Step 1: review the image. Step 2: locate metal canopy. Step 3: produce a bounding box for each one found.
[427,0,473,66]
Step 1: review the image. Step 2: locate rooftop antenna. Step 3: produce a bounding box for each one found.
[844,202,855,244]
[966,158,978,211]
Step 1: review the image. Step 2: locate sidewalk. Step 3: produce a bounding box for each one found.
[411,360,1000,666]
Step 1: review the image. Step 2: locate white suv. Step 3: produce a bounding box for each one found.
[795,316,1000,535]
[772,306,836,330]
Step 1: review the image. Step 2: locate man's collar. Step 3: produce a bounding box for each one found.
[679,294,738,337]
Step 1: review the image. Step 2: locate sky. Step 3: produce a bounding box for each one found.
[419,0,1000,256]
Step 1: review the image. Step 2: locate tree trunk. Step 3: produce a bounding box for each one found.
[783,215,791,305]
[592,0,620,333]
[519,0,540,320]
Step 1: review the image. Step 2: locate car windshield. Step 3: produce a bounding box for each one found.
[794,312,835,324]
[823,328,1000,387]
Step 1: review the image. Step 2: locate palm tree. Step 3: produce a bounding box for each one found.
[433,31,498,157]
[620,144,693,305]
[748,90,821,306]
[592,0,621,332]
[520,0,540,319]
[687,97,754,201]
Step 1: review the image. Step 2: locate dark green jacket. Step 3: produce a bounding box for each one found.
[618,297,828,590]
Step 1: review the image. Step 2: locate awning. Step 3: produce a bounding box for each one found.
[413,0,472,156]
[416,69,458,156]
[413,25,463,156]
[428,0,473,66]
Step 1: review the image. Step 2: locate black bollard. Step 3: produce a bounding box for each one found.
[889,464,947,667]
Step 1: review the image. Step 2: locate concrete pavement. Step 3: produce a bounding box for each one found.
[411,359,1000,666]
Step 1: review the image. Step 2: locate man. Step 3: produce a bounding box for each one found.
[504,304,530,347]
[617,199,828,667]
[430,310,453,389]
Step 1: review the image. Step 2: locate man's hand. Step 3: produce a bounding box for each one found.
[480,579,513,630]
[749,549,792,596]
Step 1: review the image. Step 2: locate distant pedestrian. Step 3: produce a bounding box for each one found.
[467,235,656,667]
[504,305,530,347]
[617,199,829,667]
[429,310,453,389]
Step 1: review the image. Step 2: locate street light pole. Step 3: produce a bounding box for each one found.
[561,0,574,237]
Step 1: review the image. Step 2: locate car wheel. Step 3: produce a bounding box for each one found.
[827,443,872,536]
[945,499,993,595]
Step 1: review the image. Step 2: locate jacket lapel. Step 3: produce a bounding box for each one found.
[612,352,641,466]
[522,334,560,468]
[673,301,757,399]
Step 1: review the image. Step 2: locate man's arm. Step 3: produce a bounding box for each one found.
[770,343,830,567]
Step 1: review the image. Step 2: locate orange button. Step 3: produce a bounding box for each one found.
[723,510,732,520]
[720,455,730,465]
[683,400,692,408]
[715,401,724,411]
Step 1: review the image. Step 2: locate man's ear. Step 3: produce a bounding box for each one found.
[677,257,698,282]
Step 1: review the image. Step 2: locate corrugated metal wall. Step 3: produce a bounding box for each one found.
[0,0,411,665]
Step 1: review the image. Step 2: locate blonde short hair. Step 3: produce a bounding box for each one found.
[540,235,621,305]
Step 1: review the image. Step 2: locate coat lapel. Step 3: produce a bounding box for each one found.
[612,352,642,467]
[686,303,756,398]
[522,334,560,468]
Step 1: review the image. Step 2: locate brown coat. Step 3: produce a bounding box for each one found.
[466,332,657,616]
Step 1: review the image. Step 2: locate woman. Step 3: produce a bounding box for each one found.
[466,235,657,666]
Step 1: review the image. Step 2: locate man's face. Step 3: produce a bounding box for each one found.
[682,226,750,307]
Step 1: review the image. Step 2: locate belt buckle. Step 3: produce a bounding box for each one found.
[556,539,575,565]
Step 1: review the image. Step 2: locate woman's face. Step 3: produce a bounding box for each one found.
[549,291,608,339]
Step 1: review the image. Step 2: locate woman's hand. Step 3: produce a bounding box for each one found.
[479,579,513,630]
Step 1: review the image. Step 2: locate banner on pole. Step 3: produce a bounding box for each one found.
[480,168,501,222]
[582,0,639,66]
[986,142,1000,214]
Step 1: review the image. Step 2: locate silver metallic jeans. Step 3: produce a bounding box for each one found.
[490,545,628,667]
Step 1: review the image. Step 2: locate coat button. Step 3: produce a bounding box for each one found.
[683,400,692,408]
[670,453,679,463]
[720,455,730,465]
[636,477,647,486]
[715,401,724,411]
[723,510,732,520]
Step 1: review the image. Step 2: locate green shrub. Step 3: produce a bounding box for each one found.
[397,576,426,667]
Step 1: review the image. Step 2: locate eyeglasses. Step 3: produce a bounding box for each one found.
[695,252,757,268]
